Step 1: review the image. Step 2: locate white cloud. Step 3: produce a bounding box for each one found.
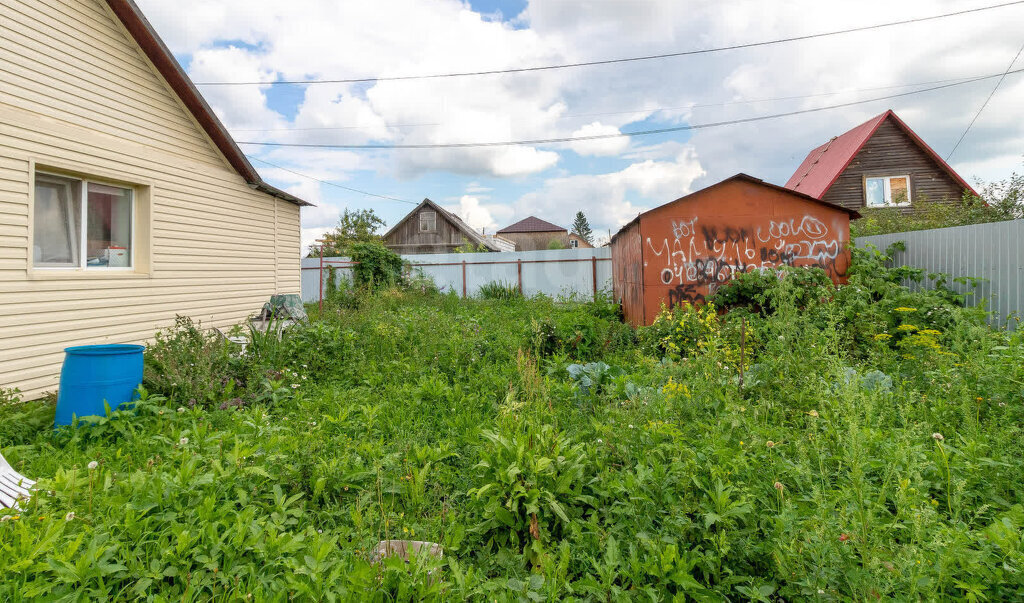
[443,195,513,233]
[135,0,1024,235]
[187,46,285,131]
[301,226,332,257]
[566,122,630,156]
[515,146,705,235]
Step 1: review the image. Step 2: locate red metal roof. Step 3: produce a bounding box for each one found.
[784,110,977,199]
[497,216,567,234]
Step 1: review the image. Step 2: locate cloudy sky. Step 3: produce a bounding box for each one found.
[135,0,1024,247]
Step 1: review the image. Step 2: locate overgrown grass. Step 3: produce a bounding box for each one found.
[1,251,1023,600]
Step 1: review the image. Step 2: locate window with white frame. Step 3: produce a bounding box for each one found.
[865,175,911,207]
[419,210,436,232]
[569,238,579,248]
[33,172,133,269]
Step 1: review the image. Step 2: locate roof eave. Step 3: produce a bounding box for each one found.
[610,173,860,243]
[105,0,311,207]
[885,112,979,197]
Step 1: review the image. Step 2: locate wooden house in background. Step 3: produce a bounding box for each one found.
[568,233,594,249]
[383,199,506,254]
[785,110,977,212]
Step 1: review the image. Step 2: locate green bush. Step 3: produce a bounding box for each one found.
[143,315,232,407]
[350,241,404,289]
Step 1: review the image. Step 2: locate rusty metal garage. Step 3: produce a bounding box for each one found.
[610,174,860,326]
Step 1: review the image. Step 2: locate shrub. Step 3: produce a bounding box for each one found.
[143,315,231,407]
[350,241,404,289]
[708,266,834,315]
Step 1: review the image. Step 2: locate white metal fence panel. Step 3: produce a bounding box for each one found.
[858,219,1023,329]
[301,248,612,303]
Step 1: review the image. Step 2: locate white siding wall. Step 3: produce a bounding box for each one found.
[0,0,302,398]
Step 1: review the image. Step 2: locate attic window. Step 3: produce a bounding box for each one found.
[865,176,910,207]
[419,211,437,232]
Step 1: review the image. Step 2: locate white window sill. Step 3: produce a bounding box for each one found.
[27,268,151,280]
[866,203,912,209]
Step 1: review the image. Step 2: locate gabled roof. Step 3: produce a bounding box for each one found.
[785,109,977,199]
[383,199,500,251]
[497,216,567,234]
[105,0,311,206]
[611,173,859,244]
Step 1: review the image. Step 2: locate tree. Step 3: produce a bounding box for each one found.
[314,209,386,257]
[570,211,593,245]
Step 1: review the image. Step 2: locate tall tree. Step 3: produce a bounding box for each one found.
[314,209,386,257]
[570,210,593,244]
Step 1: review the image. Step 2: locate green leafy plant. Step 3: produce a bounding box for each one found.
[350,241,405,290]
[467,424,592,567]
[478,281,522,301]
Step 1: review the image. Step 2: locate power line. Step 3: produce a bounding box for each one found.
[226,72,1002,134]
[246,156,416,204]
[231,122,440,132]
[562,73,1001,119]
[946,40,1024,160]
[194,1,1024,86]
[236,69,1023,150]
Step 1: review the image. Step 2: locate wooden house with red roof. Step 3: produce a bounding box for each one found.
[785,110,977,213]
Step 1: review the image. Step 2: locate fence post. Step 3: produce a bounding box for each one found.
[318,245,324,313]
[591,256,598,301]
[517,259,523,296]
[462,260,467,298]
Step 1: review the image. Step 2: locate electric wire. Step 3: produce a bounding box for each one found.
[226,71,1005,133]
[193,1,1024,86]
[247,156,416,204]
[946,40,1024,160]
[235,68,1024,150]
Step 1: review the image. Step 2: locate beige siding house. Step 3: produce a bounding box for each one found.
[0,0,310,399]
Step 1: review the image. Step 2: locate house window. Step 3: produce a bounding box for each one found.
[419,210,436,232]
[33,172,133,269]
[865,175,911,207]
[569,238,579,248]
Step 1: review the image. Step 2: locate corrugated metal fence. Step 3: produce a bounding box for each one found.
[858,219,1023,329]
[301,247,612,304]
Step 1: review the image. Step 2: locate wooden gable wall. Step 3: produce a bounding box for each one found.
[821,119,968,211]
[383,205,477,253]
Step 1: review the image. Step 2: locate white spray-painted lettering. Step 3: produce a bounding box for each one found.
[645,214,846,305]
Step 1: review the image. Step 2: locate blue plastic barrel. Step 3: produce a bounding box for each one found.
[55,344,145,427]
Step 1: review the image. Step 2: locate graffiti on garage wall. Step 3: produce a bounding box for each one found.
[646,215,848,306]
